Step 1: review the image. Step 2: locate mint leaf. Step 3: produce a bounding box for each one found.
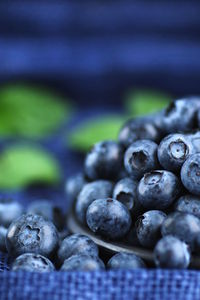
[0,85,72,137]
[68,116,126,152]
[0,145,60,189]
[125,90,172,116]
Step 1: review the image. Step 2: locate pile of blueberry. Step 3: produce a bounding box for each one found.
[0,198,144,272]
[2,97,200,272]
[68,97,200,269]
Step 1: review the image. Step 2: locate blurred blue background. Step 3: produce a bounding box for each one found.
[1,1,200,107]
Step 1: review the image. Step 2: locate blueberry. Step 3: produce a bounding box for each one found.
[174,195,200,218]
[181,154,200,195]
[0,198,23,227]
[112,177,142,216]
[154,235,190,269]
[189,131,200,153]
[27,200,64,230]
[162,98,200,134]
[118,117,161,148]
[137,170,181,210]
[136,210,166,248]
[65,173,86,200]
[12,253,55,272]
[61,254,105,271]
[124,140,159,179]
[58,234,99,264]
[84,140,123,181]
[86,198,132,239]
[158,133,195,172]
[161,212,200,250]
[6,214,59,258]
[0,226,7,252]
[107,252,146,269]
[76,180,113,224]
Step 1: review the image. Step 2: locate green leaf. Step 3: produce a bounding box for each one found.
[125,90,172,116]
[0,85,72,138]
[0,145,60,189]
[68,115,126,152]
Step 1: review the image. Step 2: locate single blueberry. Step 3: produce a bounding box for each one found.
[181,153,200,195]
[107,252,146,269]
[76,180,113,224]
[112,177,142,216]
[0,226,7,252]
[161,212,200,251]
[158,133,195,172]
[65,173,86,200]
[0,198,23,228]
[136,210,166,248]
[161,98,200,134]
[6,214,59,258]
[174,195,200,218]
[12,253,55,272]
[86,198,132,240]
[154,235,190,269]
[60,254,105,271]
[27,200,64,230]
[137,170,181,210]
[124,140,159,179]
[118,117,161,148]
[84,140,123,181]
[58,234,99,264]
[188,131,200,153]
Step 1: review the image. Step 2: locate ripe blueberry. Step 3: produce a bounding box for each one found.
[6,214,59,258]
[86,198,132,240]
[58,234,99,264]
[137,170,180,210]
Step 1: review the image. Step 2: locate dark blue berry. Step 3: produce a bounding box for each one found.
[76,180,113,224]
[137,170,180,210]
[27,200,64,230]
[136,210,166,248]
[86,198,132,239]
[162,98,200,134]
[124,139,159,179]
[84,140,123,181]
[158,133,195,172]
[65,173,86,200]
[6,214,59,258]
[0,226,7,252]
[107,252,145,269]
[58,234,99,264]
[0,198,23,227]
[61,254,105,271]
[161,212,200,251]
[113,177,142,216]
[12,253,55,272]
[118,117,161,148]
[174,195,200,218]
[181,154,200,195]
[154,235,190,268]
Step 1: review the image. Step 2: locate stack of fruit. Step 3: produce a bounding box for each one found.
[3,97,200,271]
